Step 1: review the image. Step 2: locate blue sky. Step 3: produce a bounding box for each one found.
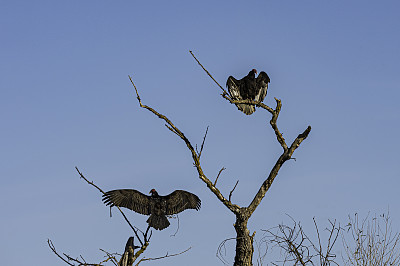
[1,1,400,265]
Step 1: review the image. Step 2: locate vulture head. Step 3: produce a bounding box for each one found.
[150,188,159,197]
[249,69,257,77]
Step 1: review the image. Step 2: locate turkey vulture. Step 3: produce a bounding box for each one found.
[226,69,270,115]
[102,188,201,230]
[119,237,140,266]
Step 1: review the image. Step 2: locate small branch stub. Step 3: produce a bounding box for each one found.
[229,180,239,202]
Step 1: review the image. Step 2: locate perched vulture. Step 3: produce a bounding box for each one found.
[102,188,201,230]
[119,237,140,266]
[226,69,270,115]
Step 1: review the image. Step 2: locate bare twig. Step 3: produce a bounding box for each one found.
[264,216,342,265]
[228,180,239,202]
[214,167,226,186]
[48,238,115,266]
[135,247,191,265]
[47,239,74,266]
[75,166,106,194]
[99,249,119,266]
[189,50,227,95]
[75,167,144,246]
[342,211,400,265]
[196,126,209,159]
[217,237,242,265]
[142,225,153,243]
[254,236,269,266]
[264,222,310,265]
[313,218,323,265]
[170,215,180,237]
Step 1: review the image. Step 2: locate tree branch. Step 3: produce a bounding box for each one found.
[99,249,119,266]
[189,50,227,95]
[229,180,239,202]
[75,167,144,246]
[189,50,311,219]
[129,76,241,215]
[135,247,191,265]
[247,125,311,215]
[196,126,209,160]
[270,98,287,151]
[48,239,74,266]
[214,167,226,186]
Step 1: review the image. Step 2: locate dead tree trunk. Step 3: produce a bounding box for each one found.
[234,212,254,266]
[129,51,311,265]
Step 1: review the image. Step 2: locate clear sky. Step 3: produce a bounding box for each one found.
[1,1,399,265]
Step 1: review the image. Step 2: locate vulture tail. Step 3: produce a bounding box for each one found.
[147,214,170,230]
[236,103,255,115]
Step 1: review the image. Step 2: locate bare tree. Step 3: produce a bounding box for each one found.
[342,212,400,266]
[126,51,311,265]
[50,51,311,265]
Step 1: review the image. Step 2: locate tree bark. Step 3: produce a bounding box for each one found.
[234,212,254,266]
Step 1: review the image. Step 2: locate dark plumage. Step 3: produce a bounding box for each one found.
[102,188,201,230]
[226,69,270,115]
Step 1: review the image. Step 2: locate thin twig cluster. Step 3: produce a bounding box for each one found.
[342,212,400,265]
[263,217,341,265]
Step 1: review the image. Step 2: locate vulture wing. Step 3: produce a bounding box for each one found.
[226,76,256,115]
[254,71,270,103]
[226,76,242,100]
[164,190,201,215]
[102,189,152,215]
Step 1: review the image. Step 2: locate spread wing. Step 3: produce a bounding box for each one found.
[254,71,270,102]
[226,75,255,115]
[164,190,201,215]
[102,189,152,215]
[226,76,242,100]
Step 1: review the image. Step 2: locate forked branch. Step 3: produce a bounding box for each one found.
[48,239,118,266]
[189,51,311,218]
[127,53,311,266]
[247,126,311,215]
[129,75,241,215]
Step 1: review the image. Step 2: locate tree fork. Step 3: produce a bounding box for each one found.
[130,52,311,265]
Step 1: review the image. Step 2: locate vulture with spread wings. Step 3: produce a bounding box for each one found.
[226,69,270,115]
[102,188,201,230]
